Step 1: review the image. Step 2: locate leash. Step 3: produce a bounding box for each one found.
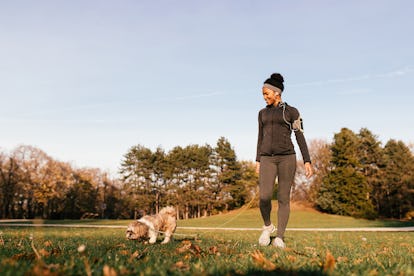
[136,189,259,240]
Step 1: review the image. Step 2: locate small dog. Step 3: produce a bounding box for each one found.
[126,206,177,244]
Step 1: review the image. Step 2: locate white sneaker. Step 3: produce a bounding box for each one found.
[258,224,275,246]
[272,237,285,249]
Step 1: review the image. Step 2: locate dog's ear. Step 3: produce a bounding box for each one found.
[165,206,176,215]
[137,210,145,219]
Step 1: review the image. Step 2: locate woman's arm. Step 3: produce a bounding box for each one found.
[256,111,263,163]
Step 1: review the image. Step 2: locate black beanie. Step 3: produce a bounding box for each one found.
[264,73,284,92]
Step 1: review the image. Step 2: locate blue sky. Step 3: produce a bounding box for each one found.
[1,1,413,175]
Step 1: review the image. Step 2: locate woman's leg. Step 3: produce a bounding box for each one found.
[276,154,296,239]
[259,156,278,226]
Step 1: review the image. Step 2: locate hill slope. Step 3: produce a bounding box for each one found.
[177,201,414,228]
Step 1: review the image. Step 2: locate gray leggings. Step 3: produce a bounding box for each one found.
[259,154,296,238]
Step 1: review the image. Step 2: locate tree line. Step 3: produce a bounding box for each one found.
[297,128,414,219]
[118,137,257,219]
[0,138,257,220]
[0,145,122,219]
[1,129,413,220]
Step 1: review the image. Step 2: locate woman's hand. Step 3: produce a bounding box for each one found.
[255,162,260,174]
[305,162,314,178]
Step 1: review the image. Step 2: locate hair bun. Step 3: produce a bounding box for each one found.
[270,73,284,83]
[264,72,285,92]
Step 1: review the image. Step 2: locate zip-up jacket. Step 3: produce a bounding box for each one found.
[256,102,311,163]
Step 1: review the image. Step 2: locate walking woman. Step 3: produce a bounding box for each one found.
[256,73,313,248]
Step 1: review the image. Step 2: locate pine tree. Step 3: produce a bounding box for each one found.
[381,140,414,218]
[316,128,376,218]
[119,145,157,215]
[213,137,244,210]
[165,144,213,219]
[357,128,383,217]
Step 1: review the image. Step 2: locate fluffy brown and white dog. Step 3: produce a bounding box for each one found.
[126,206,177,244]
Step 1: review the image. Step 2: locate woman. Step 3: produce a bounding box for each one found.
[256,73,313,248]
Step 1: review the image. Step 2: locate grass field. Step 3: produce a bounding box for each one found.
[1,203,413,275]
[176,202,414,229]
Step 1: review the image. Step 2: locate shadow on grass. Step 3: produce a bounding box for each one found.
[368,219,414,227]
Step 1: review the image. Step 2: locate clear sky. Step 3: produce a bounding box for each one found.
[1,1,413,175]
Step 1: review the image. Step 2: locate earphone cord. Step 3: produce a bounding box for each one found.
[280,102,299,132]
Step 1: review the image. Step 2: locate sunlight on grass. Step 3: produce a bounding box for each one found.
[177,201,414,228]
[0,225,413,275]
[1,202,413,275]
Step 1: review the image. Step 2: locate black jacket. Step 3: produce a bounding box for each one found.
[256,102,311,163]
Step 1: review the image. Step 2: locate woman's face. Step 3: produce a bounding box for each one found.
[262,87,280,106]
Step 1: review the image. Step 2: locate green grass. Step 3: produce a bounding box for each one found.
[178,201,414,228]
[0,227,413,275]
[1,203,413,275]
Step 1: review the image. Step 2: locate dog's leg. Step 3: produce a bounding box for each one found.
[161,236,170,244]
[148,229,157,244]
[138,218,158,244]
[161,231,172,244]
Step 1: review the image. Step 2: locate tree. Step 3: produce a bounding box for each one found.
[119,145,156,216]
[165,146,187,219]
[10,145,78,219]
[357,128,384,214]
[0,153,22,219]
[166,144,213,219]
[151,147,168,213]
[381,140,414,218]
[39,160,74,219]
[0,145,122,219]
[316,128,376,218]
[64,168,99,219]
[292,139,331,204]
[238,161,259,208]
[213,137,244,210]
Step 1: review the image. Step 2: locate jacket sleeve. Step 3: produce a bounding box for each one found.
[290,107,311,163]
[256,111,263,162]
[294,129,311,163]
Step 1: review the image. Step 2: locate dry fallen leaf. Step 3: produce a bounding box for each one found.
[44,240,53,247]
[0,236,5,246]
[367,268,379,276]
[192,244,202,255]
[172,261,190,271]
[176,240,203,257]
[323,250,336,273]
[130,248,148,261]
[115,243,126,248]
[103,265,117,276]
[38,249,51,258]
[118,250,129,256]
[29,262,60,276]
[287,255,297,262]
[176,240,192,254]
[50,247,61,257]
[209,246,219,255]
[12,252,36,261]
[251,250,276,271]
[83,257,92,276]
